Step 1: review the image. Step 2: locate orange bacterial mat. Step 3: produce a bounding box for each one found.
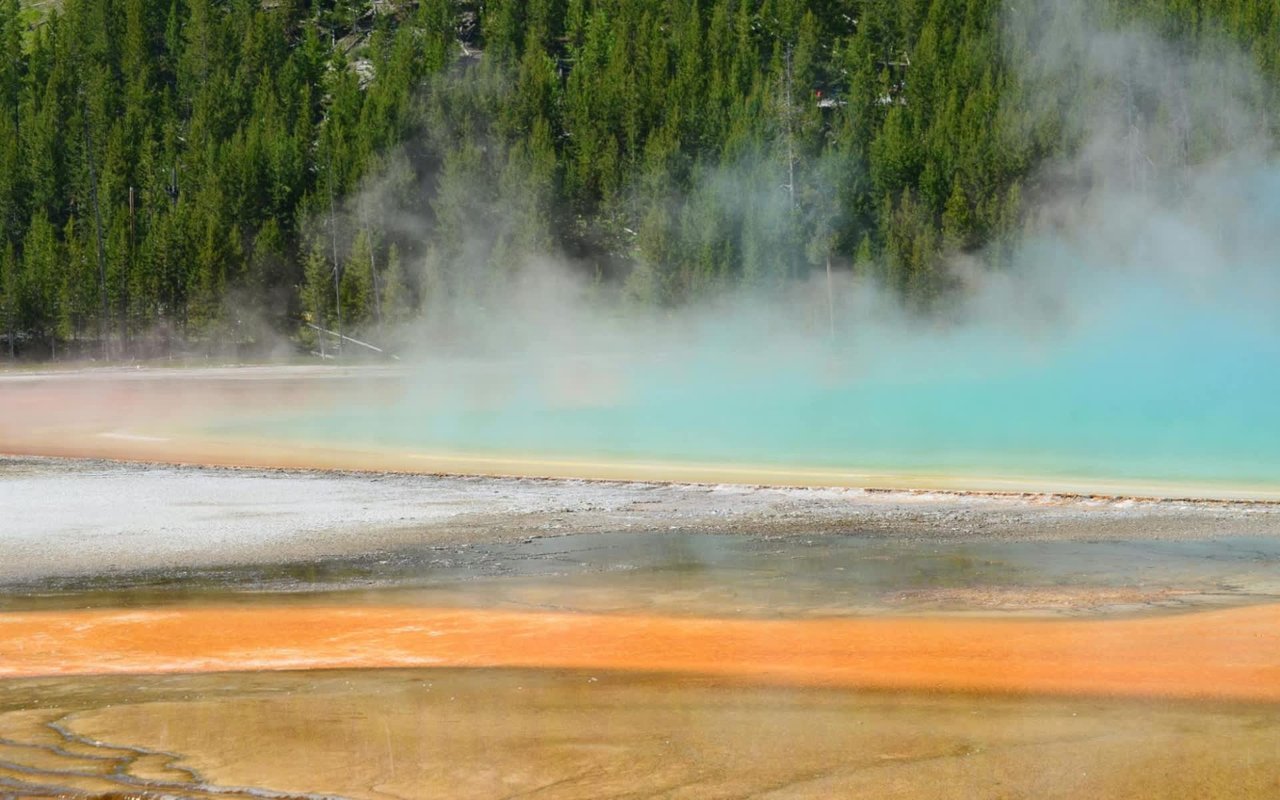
[2,604,1278,701]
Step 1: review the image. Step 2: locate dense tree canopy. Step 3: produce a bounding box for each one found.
[0,0,1276,357]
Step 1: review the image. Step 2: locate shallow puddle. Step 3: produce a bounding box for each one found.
[8,531,1280,617]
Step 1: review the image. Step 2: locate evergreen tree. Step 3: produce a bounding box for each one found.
[301,238,331,350]
[341,227,375,328]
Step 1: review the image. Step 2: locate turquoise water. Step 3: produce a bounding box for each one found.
[231,295,1280,488]
[228,169,1280,490]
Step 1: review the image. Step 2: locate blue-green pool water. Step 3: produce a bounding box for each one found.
[216,175,1280,492]
[216,295,1280,490]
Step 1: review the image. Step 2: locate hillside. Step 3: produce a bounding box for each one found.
[0,0,1276,358]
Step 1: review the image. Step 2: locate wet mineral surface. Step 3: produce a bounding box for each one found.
[4,414,1280,797]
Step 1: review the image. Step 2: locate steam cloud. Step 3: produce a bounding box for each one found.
[280,0,1280,488]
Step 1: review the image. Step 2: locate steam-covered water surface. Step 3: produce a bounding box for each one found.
[218,158,1280,492]
[240,301,1280,489]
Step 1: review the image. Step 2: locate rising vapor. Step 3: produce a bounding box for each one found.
[267,0,1280,490]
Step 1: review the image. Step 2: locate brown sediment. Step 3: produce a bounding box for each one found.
[884,585,1201,610]
[5,670,1280,800]
[2,603,1278,701]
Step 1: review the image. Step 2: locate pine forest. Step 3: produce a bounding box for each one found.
[0,0,1277,357]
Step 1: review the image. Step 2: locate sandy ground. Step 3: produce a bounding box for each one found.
[3,669,1276,800]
